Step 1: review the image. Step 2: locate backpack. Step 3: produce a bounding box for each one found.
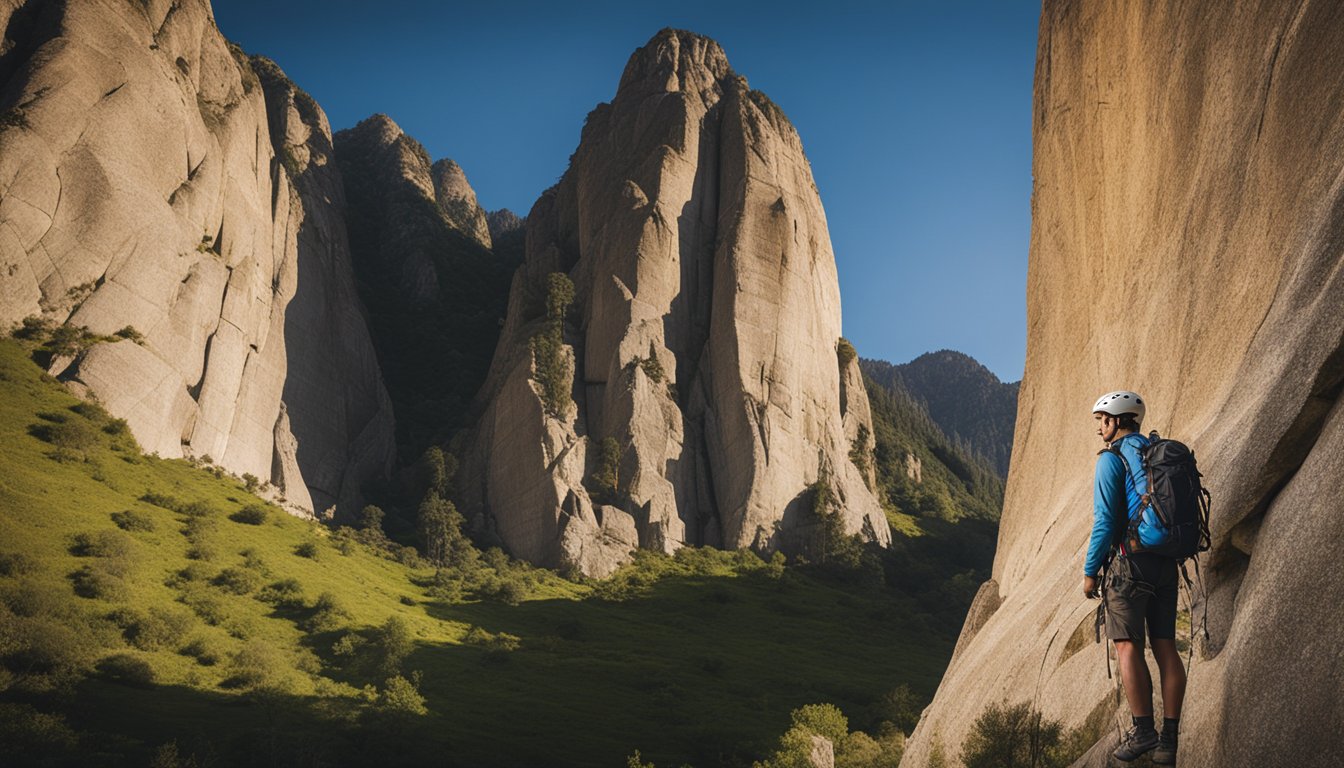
[1105,431,1212,560]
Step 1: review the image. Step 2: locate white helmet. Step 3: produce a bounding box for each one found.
[1092,390,1146,425]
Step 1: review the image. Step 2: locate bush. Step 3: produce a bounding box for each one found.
[115,606,195,651]
[180,636,224,666]
[177,587,228,626]
[0,551,37,577]
[111,509,155,532]
[373,616,414,675]
[588,437,621,503]
[531,272,576,418]
[294,541,319,559]
[223,639,283,690]
[70,530,133,559]
[96,653,155,687]
[230,504,269,525]
[257,578,305,608]
[961,701,1066,768]
[241,473,260,492]
[376,673,428,716]
[32,419,99,454]
[305,592,352,633]
[1,616,90,686]
[212,567,261,596]
[836,337,858,367]
[70,562,130,600]
[113,325,144,343]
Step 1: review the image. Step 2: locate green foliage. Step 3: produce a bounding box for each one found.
[376,673,428,716]
[0,551,37,576]
[113,326,145,344]
[531,272,577,418]
[0,337,965,767]
[588,436,622,503]
[960,701,1066,768]
[420,446,458,500]
[754,703,903,768]
[372,616,415,676]
[836,337,858,368]
[305,592,353,633]
[213,566,262,596]
[241,472,260,492]
[294,541,319,559]
[114,606,195,651]
[230,504,269,525]
[417,494,475,570]
[849,423,873,488]
[97,653,156,687]
[111,509,155,532]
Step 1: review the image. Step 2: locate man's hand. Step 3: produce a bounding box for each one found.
[1083,575,1099,599]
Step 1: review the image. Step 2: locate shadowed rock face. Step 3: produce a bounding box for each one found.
[0,0,393,516]
[902,3,1344,766]
[462,29,888,577]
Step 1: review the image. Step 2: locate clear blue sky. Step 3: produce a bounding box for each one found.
[215,1,1039,382]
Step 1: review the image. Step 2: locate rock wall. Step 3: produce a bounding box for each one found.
[0,0,393,515]
[463,29,888,577]
[902,2,1344,766]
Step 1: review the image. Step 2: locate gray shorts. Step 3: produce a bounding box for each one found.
[1105,553,1179,646]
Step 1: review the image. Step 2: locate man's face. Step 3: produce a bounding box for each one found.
[1094,412,1119,443]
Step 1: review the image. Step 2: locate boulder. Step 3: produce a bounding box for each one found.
[902,3,1344,766]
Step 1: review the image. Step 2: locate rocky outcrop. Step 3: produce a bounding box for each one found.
[902,3,1344,766]
[0,0,393,515]
[462,29,888,576]
[334,115,513,461]
[431,158,491,249]
[485,208,524,241]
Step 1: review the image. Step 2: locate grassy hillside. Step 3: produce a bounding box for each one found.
[0,338,951,767]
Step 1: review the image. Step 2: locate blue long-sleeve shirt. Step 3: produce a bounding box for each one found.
[1084,433,1151,576]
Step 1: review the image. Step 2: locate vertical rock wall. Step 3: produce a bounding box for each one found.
[0,0,393,515]
[463,29,888,576]
[902,2,1344,766]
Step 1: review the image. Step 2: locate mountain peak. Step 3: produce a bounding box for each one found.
[616,28,734,103]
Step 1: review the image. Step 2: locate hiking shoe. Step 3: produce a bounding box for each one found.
[1152,737,1177,765]
[1113,726,1160,762]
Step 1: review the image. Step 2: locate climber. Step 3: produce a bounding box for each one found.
[1082,391,1186,765]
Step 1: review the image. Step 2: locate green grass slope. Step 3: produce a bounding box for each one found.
[0,338,952,767]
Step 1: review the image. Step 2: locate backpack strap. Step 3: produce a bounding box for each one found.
[1099,445,1139,558]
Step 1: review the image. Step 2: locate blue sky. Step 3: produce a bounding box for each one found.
[216,1,1039,382]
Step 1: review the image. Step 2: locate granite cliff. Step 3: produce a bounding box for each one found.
[0,0,394,516]
[902,2,1344,766]
[461,29,889,576]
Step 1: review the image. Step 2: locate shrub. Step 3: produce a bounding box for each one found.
[212,567,261,595]
[140,492,184,512]
[223,639,283,689]
[0,551,37,577]
[530,272,576,418]
[294,541,319,559]
[376,674,428,716]
[373,616,414,675]
[116,606,194,651]
[256,578,305,609]
[96,653,155,687]
[960,701,1066,768]
[836,337,858,367]
[331,632,367,657]
[241,473,260,492]
[113,326,144,343]
[230,504,269,525]
[180,500,215,518]
[70,563,129,601]
[70,530,133,559]
[877,684,925,735]
[178,588,228,626]
[305,592,352,633]
[33,419,100,454]
[2,616,90,685]
[180,636,224,666]
[111,509,155,532]
[588,436,621,503]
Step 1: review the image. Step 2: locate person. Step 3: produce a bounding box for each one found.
[1082,390,1186,765]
